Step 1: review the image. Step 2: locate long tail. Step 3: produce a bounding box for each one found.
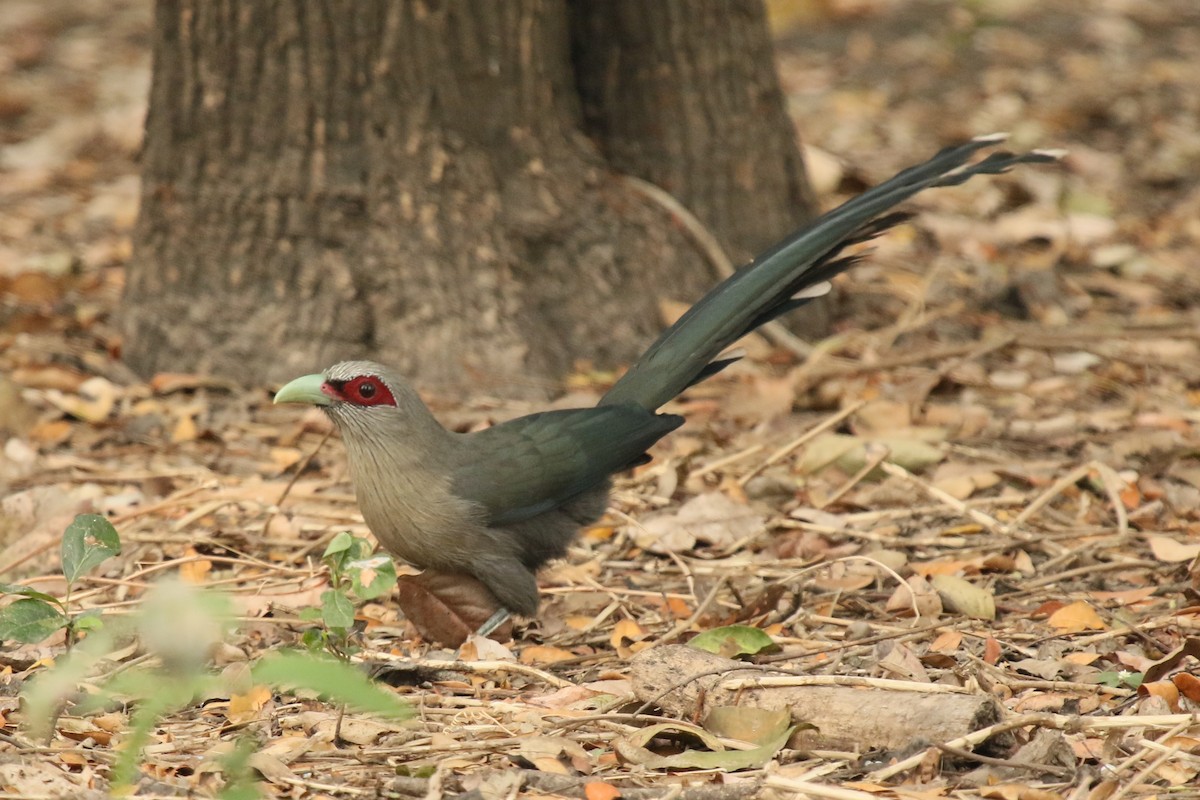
[600,134,1061,411]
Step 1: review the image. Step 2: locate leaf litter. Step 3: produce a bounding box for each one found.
[2,0,1200,797]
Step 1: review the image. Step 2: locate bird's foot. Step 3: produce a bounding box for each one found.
[474,608,512,639]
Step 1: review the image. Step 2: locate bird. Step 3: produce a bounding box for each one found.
[274,134,1059,638]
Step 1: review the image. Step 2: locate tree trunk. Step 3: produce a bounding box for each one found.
[126,0,816,393]
[569,0,815,262]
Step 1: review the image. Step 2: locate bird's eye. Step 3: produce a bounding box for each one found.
[340,376,396,407]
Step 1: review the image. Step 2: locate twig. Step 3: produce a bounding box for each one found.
[1014,462,1093,526]
[935,741,1074,778]
[763,776,882,800]
[1105,718,1192,800]
[647,576,728,649]
[868,712,1200,782]
[1013,558,1161,592]
[878,460,1011,535]
[817,441,891,508]
[725,674,970,693]
[739,400,866,486]
[263,428,334,538]
[357,652,576,689]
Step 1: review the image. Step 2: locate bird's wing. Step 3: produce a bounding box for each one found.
[450,404,683,526]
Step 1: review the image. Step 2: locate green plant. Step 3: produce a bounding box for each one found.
[0,513,120,645]
[22,578,410,797]
[300,531,397,660]
[5,514,410,797]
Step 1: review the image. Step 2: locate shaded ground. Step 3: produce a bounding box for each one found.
[2,0,1200,797]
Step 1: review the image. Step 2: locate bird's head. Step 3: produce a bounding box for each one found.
[273,361,444,445]
[274,360,398,409]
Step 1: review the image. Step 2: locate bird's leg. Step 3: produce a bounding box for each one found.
[474,608,512,638]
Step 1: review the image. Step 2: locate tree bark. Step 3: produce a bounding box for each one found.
[126,0,816,393]
[569,0,816,262]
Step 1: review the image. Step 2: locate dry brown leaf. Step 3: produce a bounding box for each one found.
[268,446,303,472]
[528,683,628,710]
[1138,680,1180,712]
[564,614,596,631]
[930,630,963,653]
[1163,735,1200,755]
[853,400,912,434]
[179,548,212,584]
[1090,587,1156,606]
[1047,601,1107,633]
[246,752,295,783]
[27,419,71,445]
[703,706,791,745]
[812,560,877,592]
[611,618,649,659]
[256,734,312,764]
[227,685,272,724]
[1173,673,1200,703]
[886,575,942,618]
[585,782,623,800]
[395,570,510,646]
[520,645,577,665]
[635,491,764,553]
[933,474,976,500]
[930,574,995,621]
[519,736,591,775]
[877,641,930,682]
[233,582,327,616]
[57,716,115,746]
[1146,534,1200,563]
[931,463,1001,501]
[983,636,1002,665]
[1063,652,1101,665]
[459,635,516,662]
[911,559,978,577]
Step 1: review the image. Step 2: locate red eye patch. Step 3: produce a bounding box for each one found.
[326,376,397,407]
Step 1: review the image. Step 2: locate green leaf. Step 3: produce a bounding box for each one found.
[323,531,355,558]
[61,514,121,585]
[72,610,105,632]
[688,625,777,658]
[252,650,411,718]
[1096,670,1143,689]
[0,598,68,643]
[349,555,397,600]
[298,607,323,622]
[301,628,327,652]
[321,589,355,630]
[0,583,66,609]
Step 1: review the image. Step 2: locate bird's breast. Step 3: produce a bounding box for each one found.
[344,445,480,570]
